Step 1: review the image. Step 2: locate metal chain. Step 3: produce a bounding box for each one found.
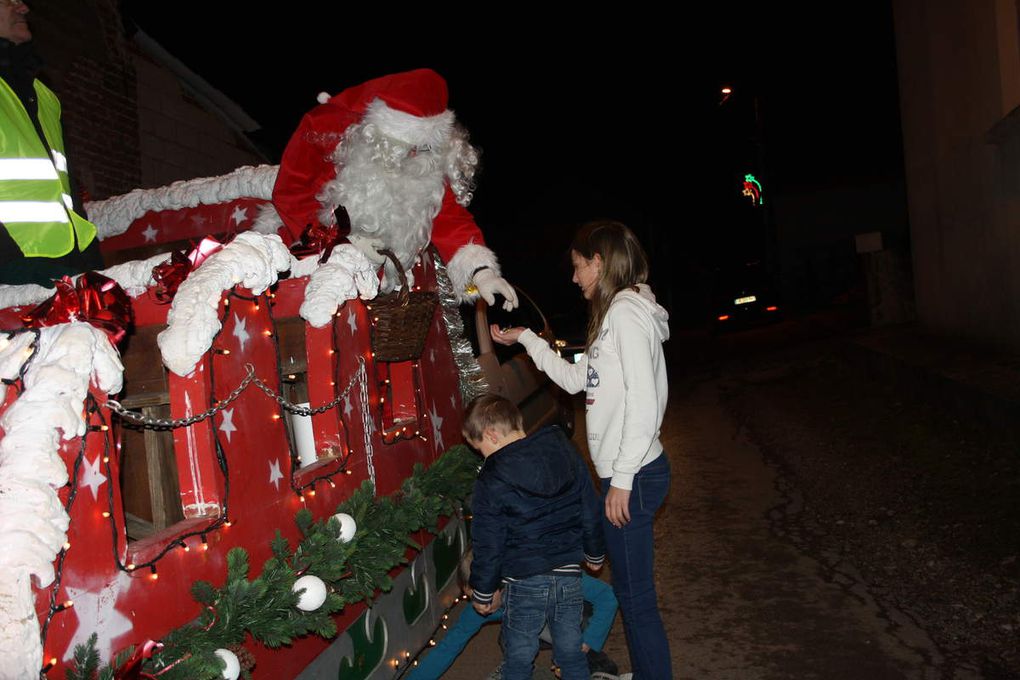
[357,359,376,493]
[105,358,366,429]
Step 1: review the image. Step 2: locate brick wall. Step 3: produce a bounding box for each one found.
[23,0,264,203]
[134,53,265,189]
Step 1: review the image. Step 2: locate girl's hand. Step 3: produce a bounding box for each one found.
[605,486,631,528]
[490,324,525,345]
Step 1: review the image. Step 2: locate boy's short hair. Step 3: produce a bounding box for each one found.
[462,393,524,443]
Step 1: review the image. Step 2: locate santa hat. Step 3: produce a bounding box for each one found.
[316,68,455,148]
[273,69,457,241]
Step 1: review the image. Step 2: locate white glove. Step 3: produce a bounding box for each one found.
[348,234,387,265]
[473,268,518,311]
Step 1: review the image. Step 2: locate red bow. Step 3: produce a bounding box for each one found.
[112,639,164,680]
[151,237,225,303]
[290,205,351,264]
[22,272,132,345]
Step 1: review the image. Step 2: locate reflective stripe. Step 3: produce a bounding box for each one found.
[0,201,70,223]
[62,193,74,209]
[0,158,59,180]
[51,150,67,172]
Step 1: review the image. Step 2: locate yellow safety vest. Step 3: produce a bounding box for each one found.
[0,78,96,257]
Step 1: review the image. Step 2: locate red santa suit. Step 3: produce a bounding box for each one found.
[271,68,503,301]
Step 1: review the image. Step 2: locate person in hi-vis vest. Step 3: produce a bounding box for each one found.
[0,0,103,286]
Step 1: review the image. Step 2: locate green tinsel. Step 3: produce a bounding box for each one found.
[66,445,478,680]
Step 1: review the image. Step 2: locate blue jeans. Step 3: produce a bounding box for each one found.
[602,454,672,680]
[502,574,588,680]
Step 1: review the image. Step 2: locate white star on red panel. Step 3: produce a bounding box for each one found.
[232,314,250,352]
[231,206,248,225]
[62,572,133,662]
[429,403,444,452]
[269,458,283,490]
[80,455,107,501]
[141,224,158,243]
[219,408,237,443]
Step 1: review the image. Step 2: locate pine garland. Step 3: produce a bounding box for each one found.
[65,445,479,680]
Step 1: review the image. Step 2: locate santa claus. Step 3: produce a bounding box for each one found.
[263,68,517,311]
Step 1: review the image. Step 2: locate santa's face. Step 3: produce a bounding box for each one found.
[316,122,447,287]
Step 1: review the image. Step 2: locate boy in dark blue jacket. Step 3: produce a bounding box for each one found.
[463,394,606,680]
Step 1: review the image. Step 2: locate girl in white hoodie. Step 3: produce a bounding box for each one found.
[491,220,672,679]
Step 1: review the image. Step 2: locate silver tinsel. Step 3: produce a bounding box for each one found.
[433,251,489,401]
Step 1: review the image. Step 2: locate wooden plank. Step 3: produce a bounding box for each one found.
[120,324,169,400]
[120,424,153,525]
[143,405,184,531]
[276,316,308,374]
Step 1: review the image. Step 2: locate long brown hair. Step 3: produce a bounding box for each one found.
[571,220,649,349]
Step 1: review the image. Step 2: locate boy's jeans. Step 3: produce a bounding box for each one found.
[502,573,587,680]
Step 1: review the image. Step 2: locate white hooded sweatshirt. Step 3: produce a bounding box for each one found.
[519,284,670,490]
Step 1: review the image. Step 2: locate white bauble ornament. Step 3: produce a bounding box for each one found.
[331,512,357,543]
[293,574,328,611]
[214,648,240,680]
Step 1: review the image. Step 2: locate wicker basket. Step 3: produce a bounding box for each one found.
[368,250,439,362]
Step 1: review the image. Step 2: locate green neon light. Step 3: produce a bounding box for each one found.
[742,173,764,206]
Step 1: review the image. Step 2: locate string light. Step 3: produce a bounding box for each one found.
[215,348,231,355]
[101,511,111,518]
[149,565,159,581]
[89,424,109,432]
[62,542,70,551]
[42,658,56,673]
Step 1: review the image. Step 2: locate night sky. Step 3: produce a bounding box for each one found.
[120,3,905,328]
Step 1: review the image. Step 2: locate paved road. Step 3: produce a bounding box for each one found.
[440,372,953,679]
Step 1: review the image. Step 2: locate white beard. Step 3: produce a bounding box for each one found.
[316,122,446,291]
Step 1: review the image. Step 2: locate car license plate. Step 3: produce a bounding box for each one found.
[734,296,757,305]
